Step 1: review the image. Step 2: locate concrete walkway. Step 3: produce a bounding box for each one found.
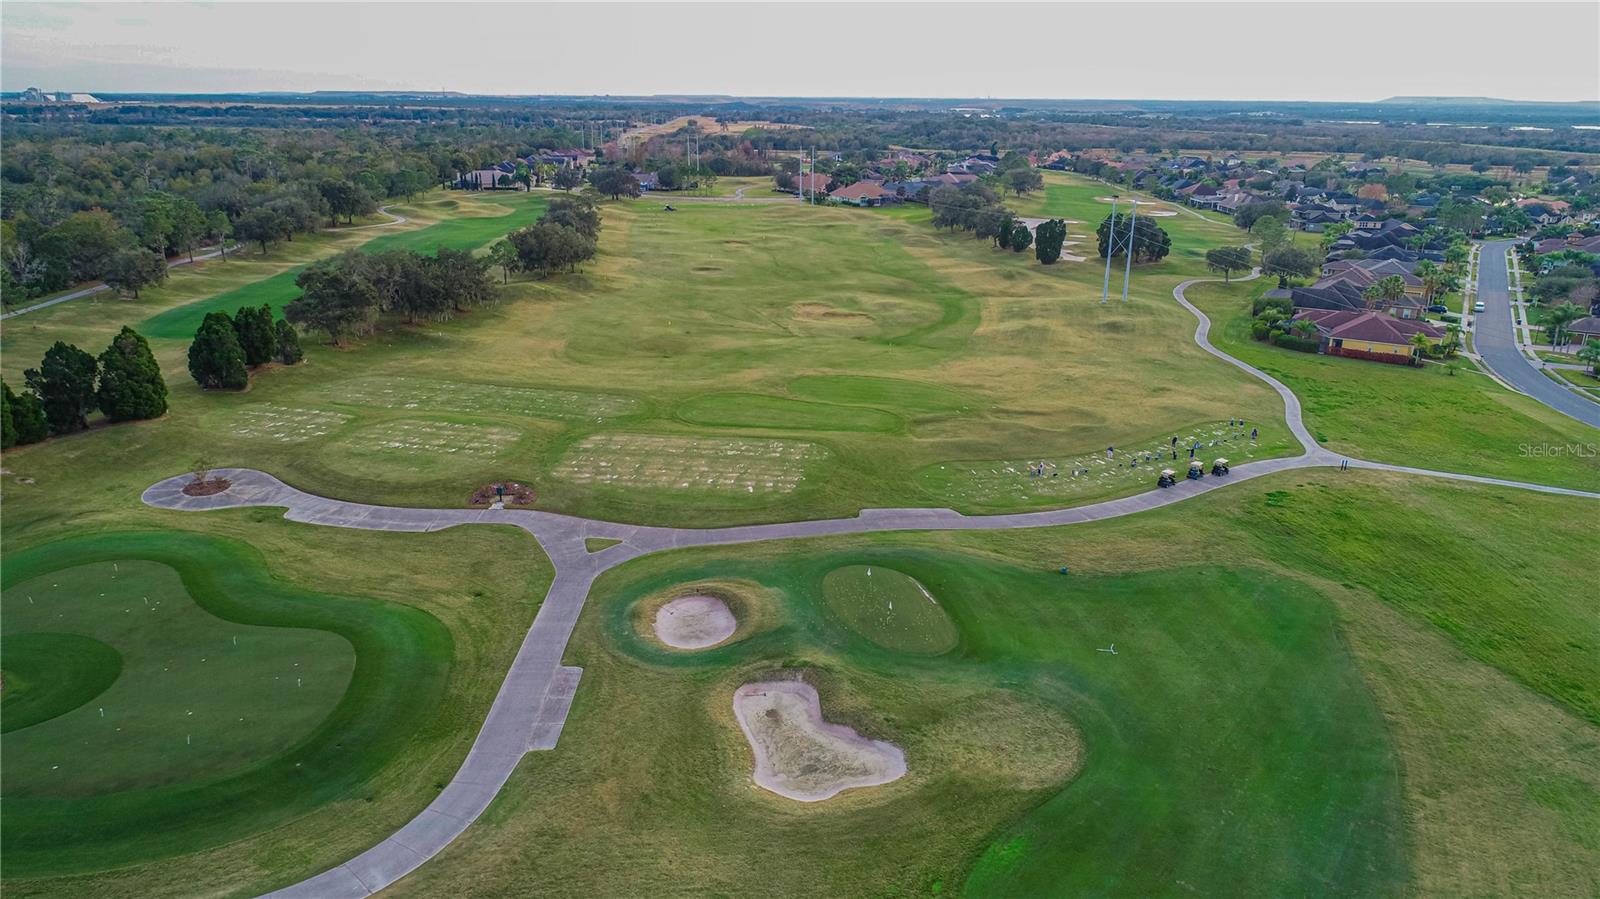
[141,272,1599,898]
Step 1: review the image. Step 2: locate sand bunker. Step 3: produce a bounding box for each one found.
[733,681,906,802]
[654,595,737,649]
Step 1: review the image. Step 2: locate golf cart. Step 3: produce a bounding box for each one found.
[1157,468,1177,488]
[1211,458,1230,476]
[1187,459,1204,481]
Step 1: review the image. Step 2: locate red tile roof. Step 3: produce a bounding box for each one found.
[830,181,890,200]
[1323,311,1443,345]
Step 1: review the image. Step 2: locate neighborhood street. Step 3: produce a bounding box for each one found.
[1473,239,1600,428]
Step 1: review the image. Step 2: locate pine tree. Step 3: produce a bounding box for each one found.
[274,318,304,365]
[24,341,99,434]
[1,380,50,447]
[233,303,278,366]
[97,326,169,421]
[188,311,249,390]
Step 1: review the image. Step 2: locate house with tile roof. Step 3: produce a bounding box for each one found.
[829,180,896,206]
[1293,310,1443,364]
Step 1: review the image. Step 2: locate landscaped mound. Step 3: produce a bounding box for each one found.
[653,595,737,649]
[182,476,231,496]
[732,680,906,802]
[470,481,536,506]
[822,565,958,654]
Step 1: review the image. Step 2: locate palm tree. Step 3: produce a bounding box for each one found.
[1545,301,1585,351]
[1443,323,1462,356]
[1363,275,1407,311]
[1414,260,1442,303]
[1409,331,1433,361]
[1578,338,1600,376]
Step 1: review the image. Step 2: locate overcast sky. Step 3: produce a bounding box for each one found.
[4,1,1598,103]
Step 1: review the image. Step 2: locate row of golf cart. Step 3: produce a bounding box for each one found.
[1157,458,1229,488]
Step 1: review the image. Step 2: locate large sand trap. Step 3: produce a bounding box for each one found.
[732,681,906,802]
[654,595,737,649]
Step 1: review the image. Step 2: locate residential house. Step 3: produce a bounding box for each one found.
[1293,310,1443,364]
[459,169,513,190]
[632,171,661,191]
[829,181,896,206]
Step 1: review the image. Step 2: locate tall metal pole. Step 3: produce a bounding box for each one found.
[1121,200,1138,302]
[1101,196,1118,303]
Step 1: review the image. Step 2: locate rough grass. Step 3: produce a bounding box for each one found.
[1184,279,1600,491]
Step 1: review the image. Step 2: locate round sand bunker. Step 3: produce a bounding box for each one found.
[654,595,737,649]
[733,681,906,802]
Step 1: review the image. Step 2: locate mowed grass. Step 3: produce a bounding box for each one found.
[139,192,549,340]
[388,469,1598,899]
[1184,279,1600,491]
[2,559,354,800]
[0,633,122,733]
[0,519,549,898]
[1,173,1301,529]
[821,564,959,654]
[391,534,1405,897]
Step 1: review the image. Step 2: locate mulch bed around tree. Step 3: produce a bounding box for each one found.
[182,477,232,496]
[470,481,536,506]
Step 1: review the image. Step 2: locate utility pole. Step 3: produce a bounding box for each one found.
[1101,196,1118,303]
[1121,200,1138,303]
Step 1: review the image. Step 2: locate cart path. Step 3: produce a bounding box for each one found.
[0,206,407,321]
[140,272,1598,899]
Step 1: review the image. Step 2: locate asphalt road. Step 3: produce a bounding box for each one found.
[1473,239,1600,428]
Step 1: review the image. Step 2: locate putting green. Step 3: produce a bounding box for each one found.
[0,532,451,877]
[0,633,122,734]
[821,564,959,654]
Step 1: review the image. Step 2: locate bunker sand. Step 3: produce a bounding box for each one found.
[653,595,736,649]
[732,681,906,802]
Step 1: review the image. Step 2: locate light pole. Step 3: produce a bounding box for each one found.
[1121,200,1139,303]
[1101,196,1118,303]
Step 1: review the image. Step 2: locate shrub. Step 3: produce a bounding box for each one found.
[1271,332,1320,353]
[1250,319,1272,341]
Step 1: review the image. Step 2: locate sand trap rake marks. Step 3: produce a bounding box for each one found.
[229,405,353,443]
[326,376,640,422]
[554,433,828,494]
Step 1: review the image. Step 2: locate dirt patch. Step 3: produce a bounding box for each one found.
[182,477,232,497]
[469,481,536,506]
[654,595,737,649]
[733,680,906,802]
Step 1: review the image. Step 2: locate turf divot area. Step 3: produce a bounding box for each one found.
[553,433,828,494]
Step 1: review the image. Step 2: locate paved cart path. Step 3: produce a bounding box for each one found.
[141,271,1598,898]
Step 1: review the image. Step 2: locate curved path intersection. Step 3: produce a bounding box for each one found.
[141,273,1598,898]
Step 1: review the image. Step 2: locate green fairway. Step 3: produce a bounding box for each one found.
[139,193,549,340]
[1,174,1304,527]
[0,531,448,877]
[820,564,959,654]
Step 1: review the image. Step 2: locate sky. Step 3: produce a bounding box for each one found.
[4,1,1599,103]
